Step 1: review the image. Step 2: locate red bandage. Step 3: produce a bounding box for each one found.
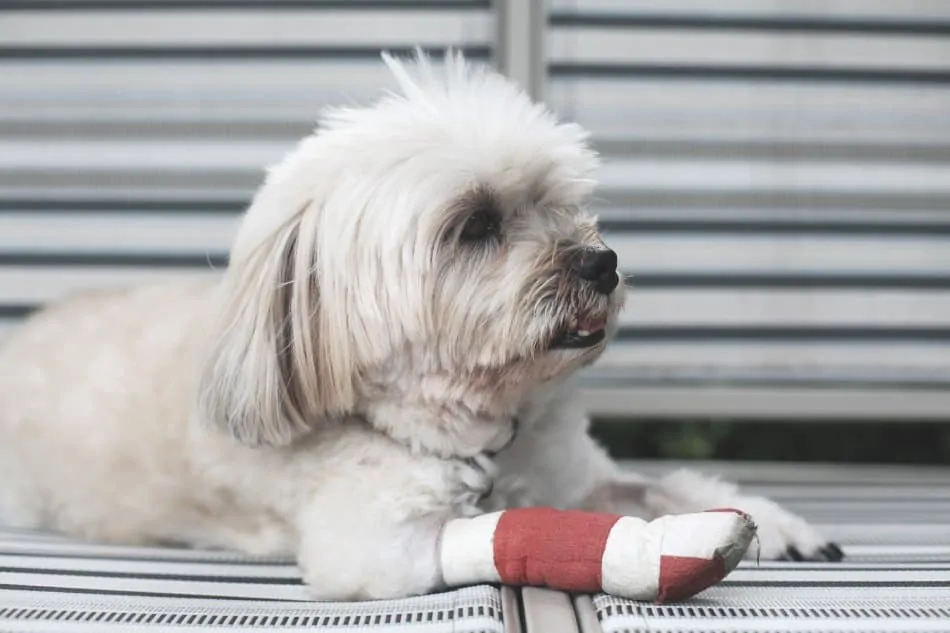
[657,555,727,603]
[438,507,754,603]
[493,507,622,592]
[654,508,750,603]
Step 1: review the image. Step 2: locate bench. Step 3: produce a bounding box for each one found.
[3,460,949,631]
[2,1,949,631]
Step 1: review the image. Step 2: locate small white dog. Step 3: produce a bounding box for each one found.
[0,51,841,601]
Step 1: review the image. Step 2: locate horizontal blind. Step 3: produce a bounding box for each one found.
[549,0,950,417]
[0,1,493,345]
[4,1,950,419]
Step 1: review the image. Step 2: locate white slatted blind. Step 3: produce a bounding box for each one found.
[2,1,950,419]
[549,0,950,418]
[0,0,493,347]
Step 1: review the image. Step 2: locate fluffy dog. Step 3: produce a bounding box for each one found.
[0,51,841,601]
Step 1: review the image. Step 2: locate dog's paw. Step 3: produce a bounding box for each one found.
[447,453,496,517]
[650,470,843,563]
[734,496,844,562]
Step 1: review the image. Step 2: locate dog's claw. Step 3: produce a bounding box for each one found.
[483,480,494,501]
[770,542,844,563]
[468,453,499,479]
[451,453,498,514]
[458,461,492,494]
[820,542,845,562]
[785,546,804,561]
[484,417,519,457]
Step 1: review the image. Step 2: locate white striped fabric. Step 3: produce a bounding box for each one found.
[439,511,502,587]
[0,527,506,632]
[590,460,950,633]
[3,460,950,631]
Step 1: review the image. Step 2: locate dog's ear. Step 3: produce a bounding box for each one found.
[198,207,356,447]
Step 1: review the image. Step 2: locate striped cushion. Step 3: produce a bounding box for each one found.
[592,460,950,633]
[0,526,506,632]
[4,461,949,631]
[549,0,950,419]
[594,590,950,633]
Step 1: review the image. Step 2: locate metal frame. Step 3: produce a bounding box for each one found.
[494,0,547,102]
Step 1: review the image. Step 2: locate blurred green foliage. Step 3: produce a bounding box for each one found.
[590,419,950,464]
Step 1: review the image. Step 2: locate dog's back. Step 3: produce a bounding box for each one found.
[0,279,213,540]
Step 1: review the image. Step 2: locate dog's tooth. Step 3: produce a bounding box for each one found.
[577,329,590,337]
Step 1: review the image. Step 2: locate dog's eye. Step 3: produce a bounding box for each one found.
[460,210,499,242]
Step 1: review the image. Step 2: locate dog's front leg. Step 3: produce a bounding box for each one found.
[294,450,494,601]
[291,437,750,603]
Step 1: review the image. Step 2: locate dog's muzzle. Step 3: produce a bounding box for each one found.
[548,247,618,350]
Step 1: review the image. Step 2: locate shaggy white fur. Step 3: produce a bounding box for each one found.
[0,50,839,601]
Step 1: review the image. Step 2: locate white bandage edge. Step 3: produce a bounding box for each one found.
[601,511,752,600]
[600,516,660,599]
[660,510,752,561]
[439,511,503,587]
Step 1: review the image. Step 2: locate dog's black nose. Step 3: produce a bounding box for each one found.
[576,247,619,294]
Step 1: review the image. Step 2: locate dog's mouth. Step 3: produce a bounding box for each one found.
[550,314,608,350]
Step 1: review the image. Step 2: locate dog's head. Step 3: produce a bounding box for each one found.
[199,50,625,456]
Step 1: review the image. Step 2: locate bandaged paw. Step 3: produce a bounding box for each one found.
[439,507,755,603]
